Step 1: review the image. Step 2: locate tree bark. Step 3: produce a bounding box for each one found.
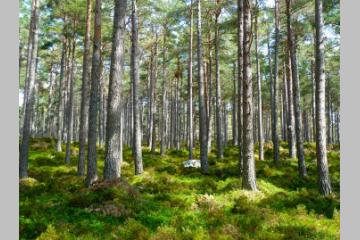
[197,0,209,173]
[315,0,332,195]
[214,3,223,159]
[242,0,257,190]
[65,34,76,165]
[237,0,243,175]
[86,0,102,187]
[286,48,297,158]
[131,0,143,174]
[272,0,280,165]
[255,3,264,161]
[188,0,194,159]
[286,0,307,178]
[104,0,127,181]
[20,0,40,179]
[78,0,92,176]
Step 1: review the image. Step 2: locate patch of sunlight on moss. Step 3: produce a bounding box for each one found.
[257,179,286,195]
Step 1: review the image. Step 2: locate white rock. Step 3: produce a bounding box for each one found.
[183,159,201,168]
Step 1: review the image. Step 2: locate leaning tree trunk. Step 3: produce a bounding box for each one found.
[242,0,257,191]
[104,0,127,181]
[78,0,92,176]
[237,0,243,175]
[197,0,209,173]
[20,0,40,179]
[65,35,76,165]
[86,0,102,187]
[286,0,307,178]
[271,0,280,165]
[131,0,143,174]
[214,2,223,159]
[315,0,332,195]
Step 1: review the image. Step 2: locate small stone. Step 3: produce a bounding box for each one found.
[183,159,201,168]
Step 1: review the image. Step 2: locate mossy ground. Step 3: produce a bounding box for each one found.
[20,138,340,240]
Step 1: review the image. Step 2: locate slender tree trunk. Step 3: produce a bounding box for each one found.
[315,0,332,195]
[272,0,280,165]
[286,48,296,158]
[237,0,243,175]
[255,5,264,161]
[311,60,316,142]
[214,4,223,159]
[65,34,76,165]
[78,0,92,176]
[188,0,194,159]
[286,0,307,178]
[151,34,158,153]
[86,0,102,187]
[197,0,209,173]
[20,0,40,179]
[232,62,238,146]
[131,0,143,174]
[242,0,256,190]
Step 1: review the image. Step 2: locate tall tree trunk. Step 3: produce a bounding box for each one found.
[232,62,238,146]
[315,0,332,195]
[237,0,243,175]
[286,0,307,178]
[286,48,296,158]
[255,3,264,161]
[65,34,76,165]
[104,0,127,180]
[197,0,209,173]
[86,0,102,187]
[214,3,223,159]
[242,0,256,190]
[272,0,280,165]
[20,0,40,179]
[56,24,67,153]
[188,0,194,159]
[131,0,143,174]
[151,34,158,153]
[78,0,92,176]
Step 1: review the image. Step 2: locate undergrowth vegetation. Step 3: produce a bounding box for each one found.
[20,138,340,240]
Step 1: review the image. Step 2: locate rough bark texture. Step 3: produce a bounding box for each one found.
[242,0,257,191]
[86,0,102,187]
[104,0,127,181]
[78,0,92,176]
[197,0,209,173]
[286,0,307,178]
[20,0,40,179]
[131,0,143,174]
[315,0,332,195]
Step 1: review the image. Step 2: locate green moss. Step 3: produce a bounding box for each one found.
[20,139,340,239]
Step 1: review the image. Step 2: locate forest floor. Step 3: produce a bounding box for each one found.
[20,138,340,240]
